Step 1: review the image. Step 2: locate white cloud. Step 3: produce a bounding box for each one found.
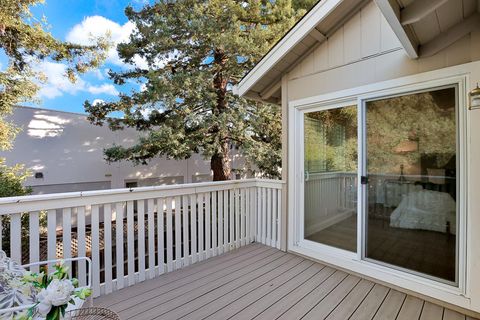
[35,61,119,99]
[36,61,86,98]
[91,69,105,80]
[92,99,105,106]
[88,83,119,95]
[66,15,147,69]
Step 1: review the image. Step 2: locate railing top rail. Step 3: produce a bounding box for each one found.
[0,179,285,214]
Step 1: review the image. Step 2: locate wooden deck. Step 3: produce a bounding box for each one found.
[94,244,477,320]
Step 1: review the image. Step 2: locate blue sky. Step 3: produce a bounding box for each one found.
[2,0,152,114]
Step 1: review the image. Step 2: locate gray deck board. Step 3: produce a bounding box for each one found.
[349,284,390,320]
[126,251,289,319]
[325,279,375,320]
[421,302,445,320]
[396,296,425,320]
[156,255,303,320]
[93,244,478,320]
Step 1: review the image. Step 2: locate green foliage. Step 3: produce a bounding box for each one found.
[0,157,32,197]
[86,0,316,180]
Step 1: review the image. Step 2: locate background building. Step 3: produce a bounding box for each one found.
[1,106,250,194]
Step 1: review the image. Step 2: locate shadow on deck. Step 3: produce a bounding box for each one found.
[93,243,477,320]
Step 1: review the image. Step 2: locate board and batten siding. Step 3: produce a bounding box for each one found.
[286,1,480,101]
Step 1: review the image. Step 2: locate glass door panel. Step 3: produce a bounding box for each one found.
[364,87,458,283]
[304,105,358,252]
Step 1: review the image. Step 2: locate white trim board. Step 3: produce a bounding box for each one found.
[290,61,480,109]
[287,60,480,311]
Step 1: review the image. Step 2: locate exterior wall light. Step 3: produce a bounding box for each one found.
[470,83,480,110]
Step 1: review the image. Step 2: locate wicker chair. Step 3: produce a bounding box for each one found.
[67,307,120,320]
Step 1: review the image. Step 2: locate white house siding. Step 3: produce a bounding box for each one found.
[286,1,480,101]
[1,107,249,194]
[281,0,480,314]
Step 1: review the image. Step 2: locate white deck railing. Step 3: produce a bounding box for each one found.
[0,179,283,297]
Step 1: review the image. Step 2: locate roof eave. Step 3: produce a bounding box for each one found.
[236,0,345,98]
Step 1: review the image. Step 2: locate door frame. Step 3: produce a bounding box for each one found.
[287,66,469,307]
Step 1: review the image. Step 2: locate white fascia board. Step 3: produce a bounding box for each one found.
[236,0,344,97]
[375,0,419,59]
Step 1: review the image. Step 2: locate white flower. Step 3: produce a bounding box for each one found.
[36,295,52,316]
[36,279,75,315]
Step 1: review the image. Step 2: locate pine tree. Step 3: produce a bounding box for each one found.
[85,0,316,180]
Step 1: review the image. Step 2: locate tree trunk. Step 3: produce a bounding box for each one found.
[210,48,231,181]
[211,141,231,181]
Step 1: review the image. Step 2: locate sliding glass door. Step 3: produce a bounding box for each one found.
[300,85,459,285]
[363,86,458,284]
[303,104,358,252]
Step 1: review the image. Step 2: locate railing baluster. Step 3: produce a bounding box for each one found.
[115,202,124,290]
[218,190,223,255]
[126,201,135,286]
[166,197,173,271]
[29,211,40,273]
[77,206,86,287]
[91,205,100,297]
[256,188,261,243]
[250,187,255,243]
[267,188,272,247]
[156,198,165,275]
[224,190,229,251]
[205,192,211,258]
[212,191,218,256]
[62,208,72,276]
[182,195,189,267]
[272,189,277,248]
[147,199,155,279]
[10,213,21,263]
[198,193,204,261]
[245,189,250,245]
[158,198,166,274]
[174,196,182,269]
[277,188,282,249]
[229,189,234,250]
[190,194,198,263]
[47,209,57,272]
[137,200,146,282]
[103,204,113,294]
[262,188,267,244]
[235,188,240,249]
[240,189,245,247]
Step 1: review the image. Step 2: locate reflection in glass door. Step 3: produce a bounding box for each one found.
[303,105,358,252]
[364,87,458,283]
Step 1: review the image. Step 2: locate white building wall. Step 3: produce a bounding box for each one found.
[1,107,248,194]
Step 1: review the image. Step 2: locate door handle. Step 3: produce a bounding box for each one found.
[361,176,369,185]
